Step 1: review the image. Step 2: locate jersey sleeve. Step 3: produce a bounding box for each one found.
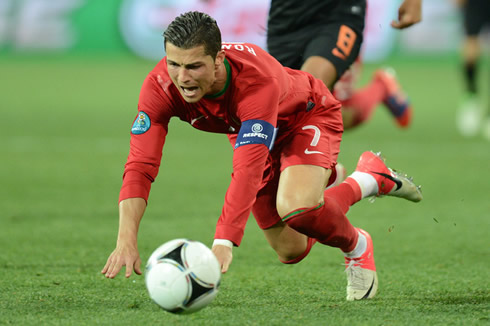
[214,78,280,246]
[119,75,172,203]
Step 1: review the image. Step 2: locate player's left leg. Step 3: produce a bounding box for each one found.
[262,221,314,264]
[251,167,314,263]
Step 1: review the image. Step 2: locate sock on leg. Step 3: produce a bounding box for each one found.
[346,172,378,199]
[283,186,360,252]
[344,231,367,258]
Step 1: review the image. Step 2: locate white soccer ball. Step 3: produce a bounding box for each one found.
[145,239,221,314]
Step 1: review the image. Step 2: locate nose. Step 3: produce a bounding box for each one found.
[178,68,191,84]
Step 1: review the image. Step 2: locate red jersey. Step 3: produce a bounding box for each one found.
[120,42,340,246]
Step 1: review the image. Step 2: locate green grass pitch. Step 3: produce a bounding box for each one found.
[0,54,488,325]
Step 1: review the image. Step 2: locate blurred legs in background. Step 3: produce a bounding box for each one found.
[456,0,490,140]
[334,62,413,130]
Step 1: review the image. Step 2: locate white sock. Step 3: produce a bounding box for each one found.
[348,171,378,199]
[344,231,367,258]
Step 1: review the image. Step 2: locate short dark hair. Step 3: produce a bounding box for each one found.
[163,11,222,59]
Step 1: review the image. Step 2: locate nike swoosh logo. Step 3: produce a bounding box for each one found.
[362,277,376,299]
[372,171,402,190]
[304,149,324,155]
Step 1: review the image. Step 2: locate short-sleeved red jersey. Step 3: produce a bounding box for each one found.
[120,42,340,246]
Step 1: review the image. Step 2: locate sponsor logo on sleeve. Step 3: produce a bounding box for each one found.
[131,111,151,134]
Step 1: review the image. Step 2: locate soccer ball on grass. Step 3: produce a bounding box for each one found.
[145,239,221,313]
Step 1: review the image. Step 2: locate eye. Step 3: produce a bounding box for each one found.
[187,64,201,70]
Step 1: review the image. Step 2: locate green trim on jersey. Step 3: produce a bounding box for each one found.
[281,202,324,222]
[205,58,231,99]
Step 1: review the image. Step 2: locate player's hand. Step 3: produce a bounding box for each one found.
[101,243,142,279]
[391,0,422,29]
[212,244,233,274]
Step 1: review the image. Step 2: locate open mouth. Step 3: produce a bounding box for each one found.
[181,86,199,97]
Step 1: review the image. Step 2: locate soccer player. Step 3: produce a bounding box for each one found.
[267,0,422,129]
[456,0,490,139]
[101,11,422,301]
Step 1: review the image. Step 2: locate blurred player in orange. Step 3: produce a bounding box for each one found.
[455,0,490,139]
[267,0,422,130]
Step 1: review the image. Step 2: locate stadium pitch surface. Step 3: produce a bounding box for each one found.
[1,55,488,325]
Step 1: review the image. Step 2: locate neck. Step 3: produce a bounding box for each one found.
[209,60,227,94]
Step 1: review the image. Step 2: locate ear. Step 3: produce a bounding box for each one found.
[215,50,226,67]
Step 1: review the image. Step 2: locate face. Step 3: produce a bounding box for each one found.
[166,43,223,103]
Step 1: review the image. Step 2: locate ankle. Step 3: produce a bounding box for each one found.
[344,231,367,258]
[347,172,378,199]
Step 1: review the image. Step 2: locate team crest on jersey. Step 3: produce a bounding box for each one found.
[131,111,151,134]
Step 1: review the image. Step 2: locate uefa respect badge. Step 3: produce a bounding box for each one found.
[235,119,277,150]
[131,111,151,134]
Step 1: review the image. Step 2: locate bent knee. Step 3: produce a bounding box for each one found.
[263,221,310,264]
[276,195,323,218]
[276,247,308,264]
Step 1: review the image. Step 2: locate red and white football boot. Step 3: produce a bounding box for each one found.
[355,151,422,202]
[345,228,378,301]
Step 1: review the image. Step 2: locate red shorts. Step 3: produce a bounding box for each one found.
[251,100,343,230]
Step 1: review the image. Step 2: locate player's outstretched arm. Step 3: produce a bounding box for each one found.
[391,0,422,29]
[101,198,147,278]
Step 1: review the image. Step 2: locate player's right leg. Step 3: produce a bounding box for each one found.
[277,163,378,301]
[271,103,378,300]
[275,151,422,301]
[333,151,422,300]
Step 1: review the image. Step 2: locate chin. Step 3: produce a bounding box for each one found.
[182,95,202,103]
